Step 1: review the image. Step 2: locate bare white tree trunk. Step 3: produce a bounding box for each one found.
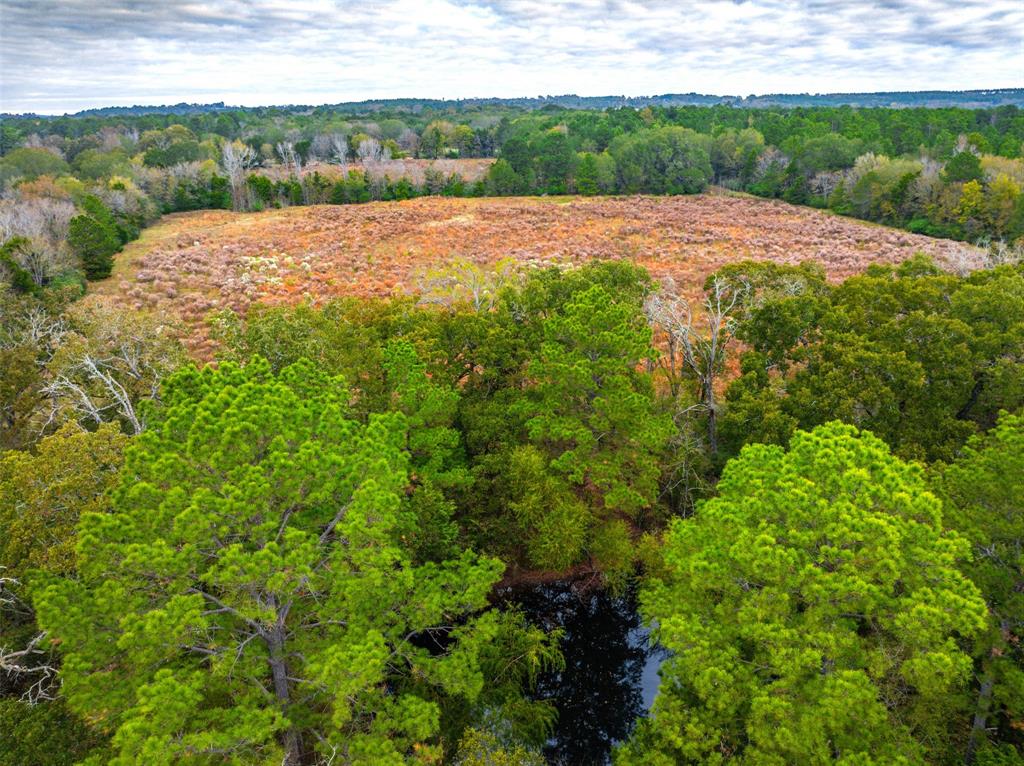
[222,140,257,211]
[645,276,747,454]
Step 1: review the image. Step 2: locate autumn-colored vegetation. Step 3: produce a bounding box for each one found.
[94,193,982,357]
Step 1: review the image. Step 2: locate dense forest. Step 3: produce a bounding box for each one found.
[3,250,1023,764]
[1,99,1023,766]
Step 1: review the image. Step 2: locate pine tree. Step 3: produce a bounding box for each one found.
[34,358,506,765]
[68,214,119,280]
[620,422,987,765]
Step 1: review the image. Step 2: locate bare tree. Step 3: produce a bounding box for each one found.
[276,141,303,177]
[417,257,518,313]
[328,133,350,165]
[0,196,76,286]
[984,238,1024,268]
[0,574,59,703]
[397,128,419,156]
[39,302,184,435]
[308,133,335,163]
[221,140,258,211]
[645,275,747,454]
[0,304,67,352]
[356,137,390,163]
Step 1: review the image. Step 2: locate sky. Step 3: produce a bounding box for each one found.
[1,0,1022,114]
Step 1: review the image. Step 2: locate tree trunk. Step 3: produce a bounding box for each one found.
[265,604,303,766]
[704,378,718,455]
[965,665,995,766]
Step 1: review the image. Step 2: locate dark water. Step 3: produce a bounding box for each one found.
[502,581,668,766]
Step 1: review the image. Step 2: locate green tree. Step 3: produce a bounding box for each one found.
[575,152,600,195]
[511,284,671,579]
[0,422,127,582]
[485,159,523,196]
[944,150,985,183]
[936,411,1024,762]
[34,358,508,765]
[532,130,576,194]
[0,147,69,181]
[455,728,545,766]
[611,127,713,195]
[721,260,1024,463]
[620,422,987,765]
[0,697,107,766]
[0,236,39,294]
[0,424,127,765]
[68,214,119,280]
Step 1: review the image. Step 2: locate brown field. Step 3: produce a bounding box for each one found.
[94,193,983,357]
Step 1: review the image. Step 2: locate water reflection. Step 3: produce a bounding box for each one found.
[502,581,666,766]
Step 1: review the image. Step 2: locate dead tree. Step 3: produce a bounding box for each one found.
[645,275,747,454]
[0,575,59,703]
[221,140,258,211]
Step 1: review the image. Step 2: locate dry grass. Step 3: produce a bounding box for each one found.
[90,193,984,358]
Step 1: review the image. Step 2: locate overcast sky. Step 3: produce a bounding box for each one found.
[1,0,1021,114]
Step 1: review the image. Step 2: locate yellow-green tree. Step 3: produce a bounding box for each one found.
[619,422,987,765]
[34,358,510,765]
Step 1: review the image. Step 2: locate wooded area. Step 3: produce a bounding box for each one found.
[1,100,1023,765]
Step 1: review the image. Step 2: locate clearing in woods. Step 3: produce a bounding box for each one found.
[93,193,983,357]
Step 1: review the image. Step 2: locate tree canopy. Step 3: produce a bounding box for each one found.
[620,422,987,765]
[34,358,516,765]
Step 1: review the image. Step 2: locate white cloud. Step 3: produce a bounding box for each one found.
[0,0,1021,113]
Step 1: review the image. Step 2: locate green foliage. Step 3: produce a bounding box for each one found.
[0,147,70,181]
[68,213,119,280]
[0,236,39,294]
[936,411,1024,757]
[73,148,131,180]
[610,126,713,194]
[0,425,126,766]
[462,264,672,579]
[142,139,206,168]
[0,422,127,581]
[0,288,81,449]
[944,150,985,183]
[620,422,987,765]
[454,728,545,766]
[33,358,508,764]
[0,342,42,449]
[721,259,1024,462]
[486,159,524,196]
[0,697,107,766]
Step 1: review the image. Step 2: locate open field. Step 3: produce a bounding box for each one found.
[94,193,984,357]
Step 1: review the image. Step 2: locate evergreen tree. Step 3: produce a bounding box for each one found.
[34,358,508,765]
[943,150,984,183]
[510,284,671,579]
[575,152,600,195]
[68,214,119,280]
[619,422,987,765]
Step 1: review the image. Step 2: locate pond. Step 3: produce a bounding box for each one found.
[501,580,668,765]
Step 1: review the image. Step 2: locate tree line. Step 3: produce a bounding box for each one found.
[1,104,1023,294]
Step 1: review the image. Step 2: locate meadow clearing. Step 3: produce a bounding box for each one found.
[95,192,983,356]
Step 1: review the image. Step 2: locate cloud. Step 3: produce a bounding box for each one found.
[1,0,1021,113]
